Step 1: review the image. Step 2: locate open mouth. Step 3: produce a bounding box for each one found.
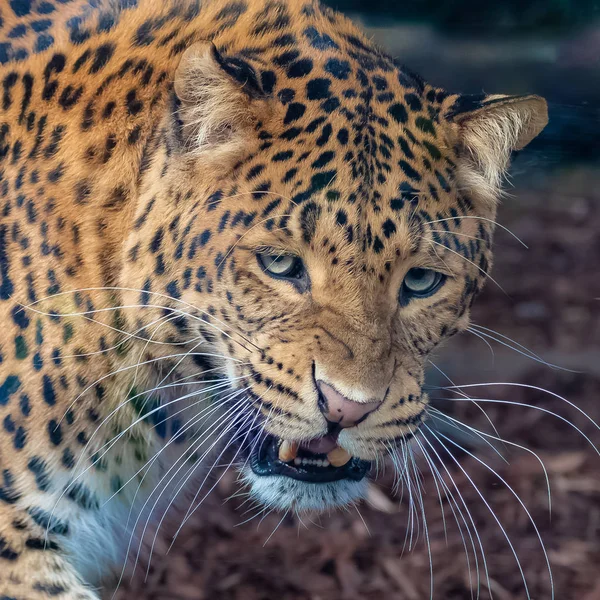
[250,434,371,483]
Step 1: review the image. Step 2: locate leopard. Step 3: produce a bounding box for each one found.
[0,0,548,597]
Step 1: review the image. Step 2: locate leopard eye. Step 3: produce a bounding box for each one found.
[257,252,304,279]
[400,268,445,305]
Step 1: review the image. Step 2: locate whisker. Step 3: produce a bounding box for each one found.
[425,216,528,248]
[150,408,264,573]
[432,396,600,457]
[418,431,492,598]
[59,350,241,424]
[468,324,578,372]
[102,398,230,509]
[424,425,533,599]
[427,407,508,465]
[408,443,434,599]
[263,509,289,546]
[437,382,600,435]
[66,375,236,477]
[216,211,294,268]
[413,435,478,600]
[434,428,555,600]
[428,361,506,445]
[46,380,236,544]
[166,398,267,551]
[353,504,371,537]
[110,391,250,593]
[429,407,552,515]
[428,239,507,294]
[235,504,271,527]
[21,285,260,352]
[465,328,496,363]
[133,395,255,567]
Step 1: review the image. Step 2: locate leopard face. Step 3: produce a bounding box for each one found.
[116,4,547,513]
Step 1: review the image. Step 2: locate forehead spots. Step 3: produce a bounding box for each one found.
[325,58,351,80]
[272,150,293,162]
[337,128,349,145]
[246,164,265,180]
[8,25,27,39]
[416,116,436,136]
[397,66,425,92]
[387,103,408,124]
[321,96,340,113]
[303,26,339,51]
[252,2,290,35]
[423,141,441,160]
[37,1,55,14]
[260,70,276,94]
[316,123,332,146]
[397,136,414,160]
[311,151,334,169]
[300,201,321,243]
[399,160,422,182]
[382,219,396,238]
[278,88,295,104]
[283,102,305,124]
[372,76,388,91]
[306,78,331,100]
[273,33,296,46]
[215,1,248,21]
[287,58,313,78]
[310,170,336,190]
[10,0,31,17]
[390,183,420,212]
[274,49,300,68]
[404,93,422,111]
[89,43,116,74]
[280,126,302,141]
[372,236,384,253]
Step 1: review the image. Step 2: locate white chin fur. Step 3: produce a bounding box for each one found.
[240,466,369,513]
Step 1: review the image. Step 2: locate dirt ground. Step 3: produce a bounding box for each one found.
[113,168,600,600]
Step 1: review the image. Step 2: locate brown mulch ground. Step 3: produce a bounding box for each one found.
[113,169,600,600]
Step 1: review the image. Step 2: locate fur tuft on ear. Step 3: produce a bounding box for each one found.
[446,94,548,205]
[173,42,267,161]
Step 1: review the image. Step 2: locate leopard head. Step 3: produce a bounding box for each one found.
[120,12,547,513]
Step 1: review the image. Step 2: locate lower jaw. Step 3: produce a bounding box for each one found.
[250,434,371,484]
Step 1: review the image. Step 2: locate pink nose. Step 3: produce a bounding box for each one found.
[316,381,383,428]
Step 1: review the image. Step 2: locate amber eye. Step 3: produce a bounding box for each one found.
[257,253,304,279]
[400,268,445,305]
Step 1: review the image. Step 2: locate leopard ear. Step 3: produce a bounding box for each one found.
[445,94,548,204]
[173,41,269,161]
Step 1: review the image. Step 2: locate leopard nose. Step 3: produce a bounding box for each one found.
[316,380,383,428]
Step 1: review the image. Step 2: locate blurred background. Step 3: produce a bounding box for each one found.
[118,2,600,599]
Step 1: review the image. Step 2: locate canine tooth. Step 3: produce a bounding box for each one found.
[294,458,301,466]
[327,446,352,467]
[279,440,299,462]
[322,460,330,467]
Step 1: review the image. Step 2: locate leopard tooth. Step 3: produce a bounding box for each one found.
[327,446,352,467]
[278,440,299,463]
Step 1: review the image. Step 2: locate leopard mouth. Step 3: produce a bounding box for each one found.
[250,434,371,484]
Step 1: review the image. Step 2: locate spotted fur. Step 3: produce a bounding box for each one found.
[0,0,547,597]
